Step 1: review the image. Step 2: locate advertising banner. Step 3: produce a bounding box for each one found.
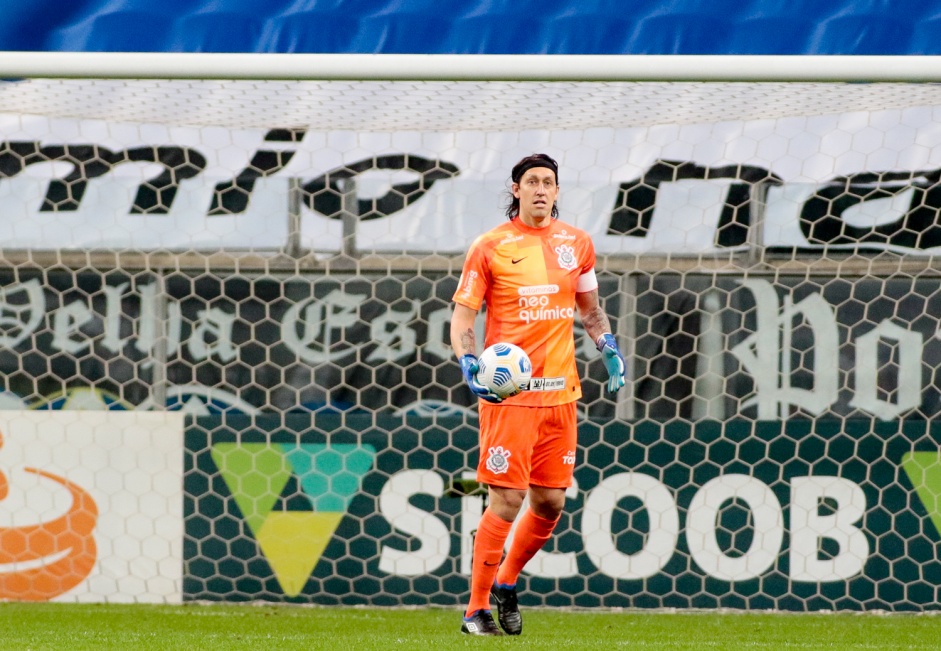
[184,414,941,611]
[0,268,621,418]
[2,80,941,254]
[632,275,941,422]
[0,411,185,602]
[1,267,941,423]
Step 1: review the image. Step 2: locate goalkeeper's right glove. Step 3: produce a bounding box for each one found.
[459,354,504,403]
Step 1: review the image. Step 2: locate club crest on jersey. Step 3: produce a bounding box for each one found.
[555,244,577,270]
[486,446,511,475]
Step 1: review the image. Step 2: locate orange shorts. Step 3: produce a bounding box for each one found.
[476,401,578,490]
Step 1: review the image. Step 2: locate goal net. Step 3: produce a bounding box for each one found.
[1,54,941,610]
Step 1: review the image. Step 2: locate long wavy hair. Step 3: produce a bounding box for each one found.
[504,153,560,220]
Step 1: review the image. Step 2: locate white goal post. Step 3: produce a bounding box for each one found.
[0,51,940,81]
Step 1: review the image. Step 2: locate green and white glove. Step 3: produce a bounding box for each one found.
[596,334,626,394]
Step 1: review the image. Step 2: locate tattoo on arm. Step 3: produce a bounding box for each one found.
[577,290,612,343]
[450,303,480,359]
[458,327,477,357]
[582,306,612,342]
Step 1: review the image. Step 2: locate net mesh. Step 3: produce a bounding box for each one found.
[4,78,941,129]
[0,75,939,609]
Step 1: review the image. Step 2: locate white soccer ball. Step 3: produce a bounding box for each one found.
[476,342,533,398]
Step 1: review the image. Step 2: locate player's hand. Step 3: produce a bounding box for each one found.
[596,334,626,394]
[459,354,504,403]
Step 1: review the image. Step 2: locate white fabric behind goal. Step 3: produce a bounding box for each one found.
[1,76,940,256]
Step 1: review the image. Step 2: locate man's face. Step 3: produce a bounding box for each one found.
[513,167,558,222]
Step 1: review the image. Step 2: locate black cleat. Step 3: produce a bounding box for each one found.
[461,609,504,636]
[490,582,522,635]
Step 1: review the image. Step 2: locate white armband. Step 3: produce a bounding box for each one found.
[576,268,598,293]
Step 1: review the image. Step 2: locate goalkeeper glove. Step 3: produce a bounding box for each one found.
[459,354,504,403]
[596,334,626,394]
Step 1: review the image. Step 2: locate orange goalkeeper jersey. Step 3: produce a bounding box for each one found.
[453,218,598,407]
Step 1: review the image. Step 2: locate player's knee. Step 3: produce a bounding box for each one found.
[489,486,527,515]
[532,502,563,521]
[529,490,565,520]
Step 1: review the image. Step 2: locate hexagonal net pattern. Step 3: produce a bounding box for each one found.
[0,77,940,610]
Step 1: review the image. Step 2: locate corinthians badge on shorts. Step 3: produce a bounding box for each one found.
[486,446,511,474]
[555,244,577,270]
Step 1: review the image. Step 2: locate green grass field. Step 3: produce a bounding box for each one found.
[1,603,939,650]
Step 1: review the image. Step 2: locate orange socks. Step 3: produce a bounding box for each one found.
[496,509,560,587]
[465,507,562,616]
[465,508,513,616]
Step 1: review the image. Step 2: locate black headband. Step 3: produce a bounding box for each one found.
[512,155,559,184]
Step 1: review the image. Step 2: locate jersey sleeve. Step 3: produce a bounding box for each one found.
[452,236,490,310]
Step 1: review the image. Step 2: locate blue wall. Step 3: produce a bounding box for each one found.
[1,0,939,55]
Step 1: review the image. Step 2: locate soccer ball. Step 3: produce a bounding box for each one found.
[476,342,533,398]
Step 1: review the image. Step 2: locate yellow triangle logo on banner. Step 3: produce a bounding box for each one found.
[212,443,375,596]
[255,513,345,596]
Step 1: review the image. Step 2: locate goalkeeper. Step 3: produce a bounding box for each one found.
[450,153,625,636]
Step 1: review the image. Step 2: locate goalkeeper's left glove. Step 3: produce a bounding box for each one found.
[596,333,626,394]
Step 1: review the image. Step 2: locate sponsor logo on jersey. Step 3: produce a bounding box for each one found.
[485,446,511,475]
[528,377,566,391]
[555,244,578,270]
[500,234,524,245]
[517,285,573,323]
[562,450,576,465]
[518,305,575,324]
[458,270,478,298]
[553,229,577,241]
[517,285,560,296]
